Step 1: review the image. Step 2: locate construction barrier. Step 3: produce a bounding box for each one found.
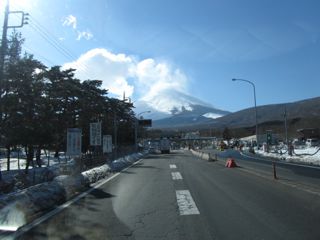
[190,149,215,161]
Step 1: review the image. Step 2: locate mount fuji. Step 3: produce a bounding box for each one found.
[134,89,230,128]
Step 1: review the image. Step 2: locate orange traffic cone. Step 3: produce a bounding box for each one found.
[225,158,237,168]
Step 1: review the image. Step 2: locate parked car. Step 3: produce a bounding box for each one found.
[306,138,319,147]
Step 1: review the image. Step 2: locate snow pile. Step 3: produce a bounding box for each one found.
[81,164,111,185]
[0,166,60,194]
[0,181,66,230]
[0,152,147,231]
[110,153,144,171]
[255,146,320,166]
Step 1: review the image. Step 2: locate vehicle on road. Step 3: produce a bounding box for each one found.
[159,138,170,154]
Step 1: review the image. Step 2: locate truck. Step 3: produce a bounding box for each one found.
[159,138,171,154]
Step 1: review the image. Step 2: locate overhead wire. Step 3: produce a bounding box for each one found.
[29,16,91,74]
[23,44,57,66]
[10,13,92,76]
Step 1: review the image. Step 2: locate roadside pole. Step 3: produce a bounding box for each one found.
[272,161,278,180]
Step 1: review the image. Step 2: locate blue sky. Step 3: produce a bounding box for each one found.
[1,0,320,113]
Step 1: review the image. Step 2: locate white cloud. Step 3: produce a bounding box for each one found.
[77,30,93,41]
[62,15,77,29]
[63,48,135,98]
[63,48,189,107]
[62,15,94,41]
[135,58,188,99]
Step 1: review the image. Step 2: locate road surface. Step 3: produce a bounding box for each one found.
[11,150,320,239]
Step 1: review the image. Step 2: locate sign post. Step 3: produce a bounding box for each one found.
[66,128,82,156]
[90,122,102,146]
[103,135,113,153]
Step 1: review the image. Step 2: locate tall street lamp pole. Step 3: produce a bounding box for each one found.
[135,111,151,152]
[232,78,259,145]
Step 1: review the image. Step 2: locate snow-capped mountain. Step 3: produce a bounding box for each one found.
[134,89,230,128]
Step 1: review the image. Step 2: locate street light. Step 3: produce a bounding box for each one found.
[232,78,259,145]
[135,111,151,151]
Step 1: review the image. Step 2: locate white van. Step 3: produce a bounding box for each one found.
[306,138,319,147]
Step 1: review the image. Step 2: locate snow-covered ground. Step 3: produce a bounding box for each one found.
[0,153,71,172]
[255,146,320,166]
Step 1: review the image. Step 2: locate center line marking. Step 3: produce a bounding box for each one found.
[171,172,183,180]
[176,190,200,215]
[169,164,177,169]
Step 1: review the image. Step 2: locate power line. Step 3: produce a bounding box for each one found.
[23,44,57,66]
[29,16,90,73]
[10,13,91,76]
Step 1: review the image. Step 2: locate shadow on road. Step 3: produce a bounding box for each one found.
[89,188,116,199]
[131,163,158,169]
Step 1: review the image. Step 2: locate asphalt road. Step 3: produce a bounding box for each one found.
[12,150,320,240]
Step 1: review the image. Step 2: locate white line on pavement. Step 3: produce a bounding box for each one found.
[169,164,177,169]
[171,172,183,180]
[176,190,200,215]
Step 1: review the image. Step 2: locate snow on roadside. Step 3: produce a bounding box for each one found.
[0,151,147,231]
[255,146,320,166]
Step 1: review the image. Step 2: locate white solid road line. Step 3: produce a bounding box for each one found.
[169,164,177,169]
[176,190,200,215]
[171,172,183,180]
[12,158,144,238]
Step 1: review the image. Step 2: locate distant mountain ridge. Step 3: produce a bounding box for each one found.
[152,96,320,130]
[213,96,320,128]
[152,104,230,128]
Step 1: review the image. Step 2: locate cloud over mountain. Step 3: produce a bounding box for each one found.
[63,48,190,112]
[63,48,135,97]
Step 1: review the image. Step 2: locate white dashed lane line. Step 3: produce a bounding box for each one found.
[170,164,200,216]
[171,172,183,180]
[176,190,200,215]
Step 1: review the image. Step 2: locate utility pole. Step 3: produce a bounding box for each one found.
[1,0,29,95]
[0,0,29,174]
[284,105,288,145]
[0,0,9,102]
[113,112,117,158]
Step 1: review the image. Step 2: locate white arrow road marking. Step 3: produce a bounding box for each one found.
[171,172,183,180]
[169,164,177,169]
[176,190,200,215]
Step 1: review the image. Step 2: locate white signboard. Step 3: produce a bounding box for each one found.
[103,135,113,153]
[67,128,82,156]
[90,122,102,146]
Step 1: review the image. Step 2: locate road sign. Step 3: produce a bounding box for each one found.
[103,135,112,153]
[90,122,102,146]
[67,128,82,156]
[138,119,152,127]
